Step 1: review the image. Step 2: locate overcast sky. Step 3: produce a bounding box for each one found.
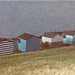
[1,0,75,1]
[0,1,75,38]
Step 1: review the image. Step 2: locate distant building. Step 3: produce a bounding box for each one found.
[41,32,63,48]
[18,33,40,52]
[62,31,75,45]
[0,38,14,55]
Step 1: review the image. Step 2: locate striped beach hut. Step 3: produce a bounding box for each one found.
[0,38,14,55]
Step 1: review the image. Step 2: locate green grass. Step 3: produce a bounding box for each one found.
[0,46,75,75]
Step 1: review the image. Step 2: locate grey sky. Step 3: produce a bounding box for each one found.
[0,1,75,38]
[0,0,75,1]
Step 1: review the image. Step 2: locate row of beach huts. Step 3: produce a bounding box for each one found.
[0,30,75,55]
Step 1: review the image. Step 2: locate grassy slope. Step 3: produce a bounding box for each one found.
[0,46,75,75]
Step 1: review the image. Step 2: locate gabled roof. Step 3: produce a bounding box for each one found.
[42,32,57,38]
[18,33,36,40]
[0,38,13,43]
[63,31,75,36]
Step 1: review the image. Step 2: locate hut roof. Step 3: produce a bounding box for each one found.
[63,31,75,36]
[0,38,13,43]
[18,33,38,40]
[43,32,57,38]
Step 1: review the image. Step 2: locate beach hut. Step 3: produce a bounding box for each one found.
[0,38,14,55]
[41,32,63,48]
[62,31,75,45]
[18,33,40,52]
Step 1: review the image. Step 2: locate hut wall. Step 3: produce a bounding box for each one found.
[51,41,63,48]
[0,41,13,55]
[18,38,26,52]
[42,36,52,43]
[13,41,18,51]
[63,35,73,45]
[26,37,40,52]
[52,35,63,43]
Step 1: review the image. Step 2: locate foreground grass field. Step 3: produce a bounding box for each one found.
[0,46,75,75]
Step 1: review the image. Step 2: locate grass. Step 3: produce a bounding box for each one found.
[0,46,75,75]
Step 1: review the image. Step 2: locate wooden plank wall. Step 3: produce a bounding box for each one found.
[0,41,13,55]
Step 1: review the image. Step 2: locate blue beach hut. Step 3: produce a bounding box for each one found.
[18,33,40,52]
[63,31,75,45]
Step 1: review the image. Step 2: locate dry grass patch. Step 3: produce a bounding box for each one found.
[0,46,75,75]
